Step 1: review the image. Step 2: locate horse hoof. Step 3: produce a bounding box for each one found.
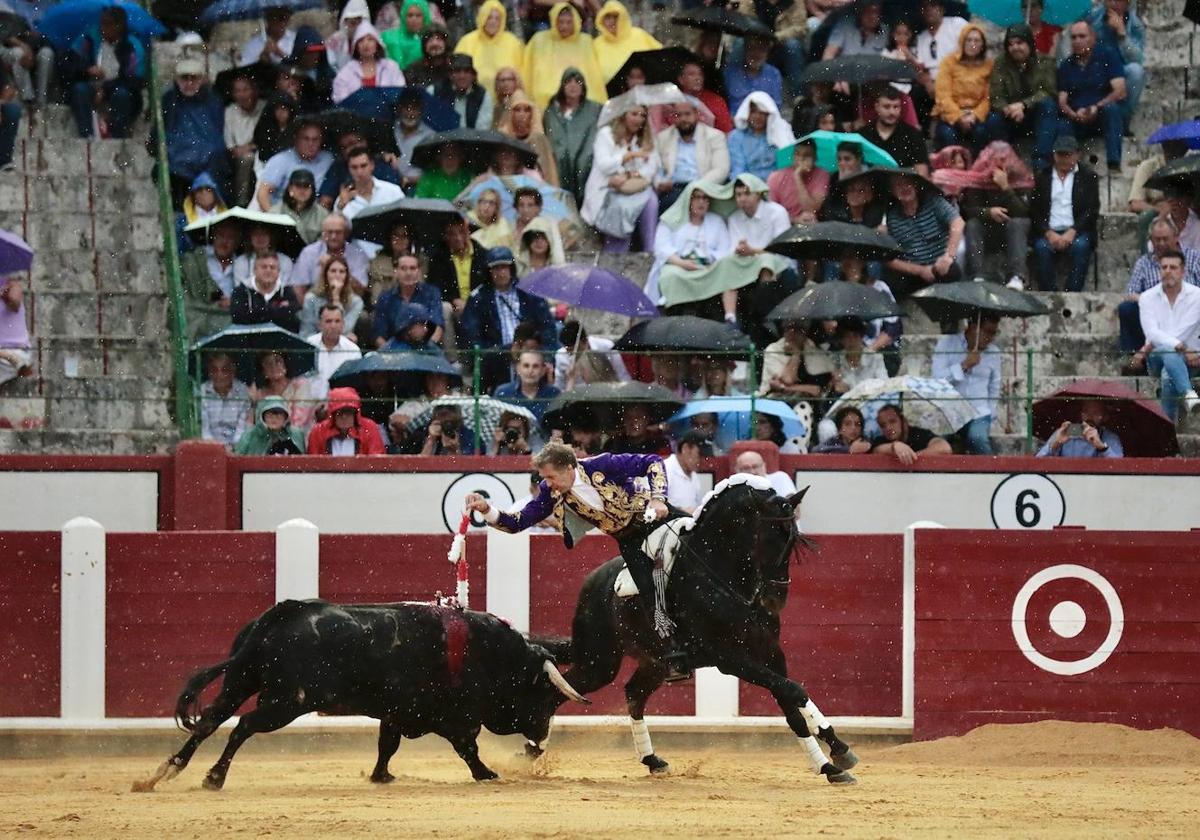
[830,747,859,771]
[642,754,670,775]
[523,742,544,760]
[201,774,225,791]
[370,772,395,784]
[825,769,857,786]
[473,769,500,782]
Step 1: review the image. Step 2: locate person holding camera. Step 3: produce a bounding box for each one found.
[492,411,533,456]
[419,404,477,455]
[1036,399,1124,458]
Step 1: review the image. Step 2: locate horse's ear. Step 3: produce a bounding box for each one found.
[787,486,809,508]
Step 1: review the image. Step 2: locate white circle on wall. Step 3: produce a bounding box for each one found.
[990,473,1066,529]
[1011,564,1123,676]
[442,473,516,533]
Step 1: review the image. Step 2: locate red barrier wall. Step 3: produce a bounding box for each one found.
[528,535,695,716]
[319,534,487,606]
[913,529,1200,739]
[739,534,904,717]
[0,532,60,716]
[105,533,275,717]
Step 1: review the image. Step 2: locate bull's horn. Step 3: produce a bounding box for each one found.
[543,660,591,704]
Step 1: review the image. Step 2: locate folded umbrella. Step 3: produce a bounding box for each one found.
[184,207,307,259]
[668,397,807,449]
[349,198,464,247]
[1147,120,1200,151]
[606,46,699,98]
[776,130,897,173]
[520,264,659,318]
[0,229,34,274]
[329,351,461,397]
[908,279,1051,322]
[1032,378,1178,458]
[765,221,902,262]
[670,7,774,39]
[824,375,978,439]
[767,281,903,324]
[199,0,321,25]
[615,315,753,354]
[339,86,460,133]
[189,323,315,386]
[38,0,166,49]
[411,128,538,173]
[799,55,917,87]
[542,382,684,430]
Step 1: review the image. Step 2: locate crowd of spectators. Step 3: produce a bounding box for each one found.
[1,0,1190,461]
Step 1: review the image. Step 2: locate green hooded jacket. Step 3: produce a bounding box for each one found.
[234,395,307,455]
[989,24,1057,112]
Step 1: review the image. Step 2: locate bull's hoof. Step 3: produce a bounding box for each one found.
[472,768,499,782]
[523,742,544,760]
[369,771,395,784]
[830,746,859,771]
[201,773,226,791]
[641,754,670,775]
[821,764,857,785]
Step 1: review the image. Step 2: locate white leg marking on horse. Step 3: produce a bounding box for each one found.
[800,735,827,774]
[630,717,654,759]
[802,699,831,732]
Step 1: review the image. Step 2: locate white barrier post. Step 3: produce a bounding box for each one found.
[486,528,530,633]
[60,516,106,720]
[275,518,320,602]
[902,520,945,723]
[695,667,739,719]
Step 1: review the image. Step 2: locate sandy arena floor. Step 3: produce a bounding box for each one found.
[1,721,1198,839]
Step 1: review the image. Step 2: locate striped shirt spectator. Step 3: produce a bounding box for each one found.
[886,195,961,266]
[1125,246,1200,295]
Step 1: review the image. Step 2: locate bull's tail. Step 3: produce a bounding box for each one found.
[174,659,233,732]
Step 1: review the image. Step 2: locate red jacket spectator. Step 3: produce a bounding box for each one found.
[306,387,386,455]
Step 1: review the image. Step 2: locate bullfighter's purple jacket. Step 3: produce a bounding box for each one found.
[484,453,668,546]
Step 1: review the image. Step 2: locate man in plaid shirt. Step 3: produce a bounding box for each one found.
[199,352,251,447]
[1118,217,1200,372]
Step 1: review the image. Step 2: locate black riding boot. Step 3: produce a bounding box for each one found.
[624,552,692,683]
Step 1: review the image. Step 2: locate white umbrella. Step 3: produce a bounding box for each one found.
[823,375,977,438]
[598,82,691,126]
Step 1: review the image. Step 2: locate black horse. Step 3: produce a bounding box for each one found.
[531,477,859,784]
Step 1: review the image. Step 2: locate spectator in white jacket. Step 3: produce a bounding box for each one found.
[655,99,730,213]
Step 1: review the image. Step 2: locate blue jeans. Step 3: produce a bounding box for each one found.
[962,415,994,455]
[1148,351,1194,420]
[0,101,20,168]
[933,118,988,152]
[990,98,1060,169]
[1033,231,1093,292]
[1052,104,1123,166]
[1117,299,1145,352]
[70,80,141,139]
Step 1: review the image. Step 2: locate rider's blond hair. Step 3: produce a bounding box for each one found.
[531,441,578,471]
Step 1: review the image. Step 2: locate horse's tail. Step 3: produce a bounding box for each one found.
[528,634,574,664]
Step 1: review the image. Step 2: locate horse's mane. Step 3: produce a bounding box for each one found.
[689,475,777,530]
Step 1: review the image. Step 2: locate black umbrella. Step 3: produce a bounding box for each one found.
[411,129,538,173]
[615,316,754,353]
[350,198,465,246]
[767,282,903,324]
[671,7,774,39]
[1144,155,1200,192]
[213,62,277,102]
[909,280,1052,322]
[318,108,398,155]
[183,207,307,259]
[799,55,917,86]
[1187,0,1200,25]
[189,323,316,385]
[0,12,29,42]
[329,351,461,397]
[606,46,699,98]
[766,221,902,262]
[543,382,685,430]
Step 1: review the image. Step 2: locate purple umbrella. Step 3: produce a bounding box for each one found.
[519,264,659,318]
[0,229,32,274]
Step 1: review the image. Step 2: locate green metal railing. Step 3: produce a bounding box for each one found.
[148,47,197,439]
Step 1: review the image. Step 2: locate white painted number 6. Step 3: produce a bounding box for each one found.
[991,474,1066,530]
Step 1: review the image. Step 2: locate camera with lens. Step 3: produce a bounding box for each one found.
[440,418,460,438]
[504,426,521,444]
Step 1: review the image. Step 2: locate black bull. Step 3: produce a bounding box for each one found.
[133,600,589,791]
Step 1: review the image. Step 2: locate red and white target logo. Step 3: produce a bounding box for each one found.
[1010,564,1124,676]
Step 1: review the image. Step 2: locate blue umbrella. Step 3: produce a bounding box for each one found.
[520,264,659,318]
[1042,0,1092,26]
[458,175,573,223]
[339,87,460,133]
[1147,120,1200,150]
[967,0,1023,26]
[38,0,165,50]
[0,229,33,274]
[776,131,897,173]
[199,0,321,26]
[668,398,807,451]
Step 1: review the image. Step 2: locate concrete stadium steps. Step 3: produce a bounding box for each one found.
[901,332,1131,379]
[900,291,1127,337]
[0,427,179,455]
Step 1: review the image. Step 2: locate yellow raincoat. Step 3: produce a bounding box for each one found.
[593,0,661,82]
[523,2,607,108]
[454,0,525,94]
